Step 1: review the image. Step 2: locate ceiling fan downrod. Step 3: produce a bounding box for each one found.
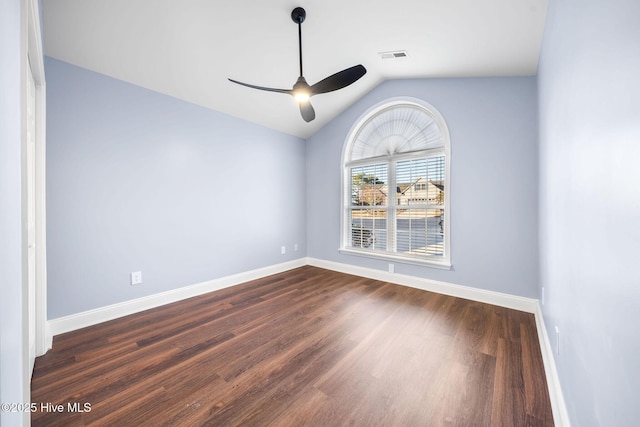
[291,7,306,78]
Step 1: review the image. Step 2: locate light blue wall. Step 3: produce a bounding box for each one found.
[307,77,539,298]
[538,0,640,425]
[0,0,28,424]
[46,58,307,319]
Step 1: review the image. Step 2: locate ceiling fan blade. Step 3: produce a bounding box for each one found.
[310,65,367,95]
[299,100,316,122]
[228,79,292,94]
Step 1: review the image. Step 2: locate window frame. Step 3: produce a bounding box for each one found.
[340,98,451,269]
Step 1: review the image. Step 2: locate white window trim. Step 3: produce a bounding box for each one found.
[340,97,451,269]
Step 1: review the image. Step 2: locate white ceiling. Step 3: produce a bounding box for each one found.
[43,0,549,139]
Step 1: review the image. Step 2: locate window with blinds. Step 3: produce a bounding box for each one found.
[350,163,388,251]
[342,99,451,268]
[396,156,445,257]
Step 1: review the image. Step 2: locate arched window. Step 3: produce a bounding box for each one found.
[341,98,451,268]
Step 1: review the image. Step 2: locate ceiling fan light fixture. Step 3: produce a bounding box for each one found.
[294,91,310,103]
[292,75,311,103]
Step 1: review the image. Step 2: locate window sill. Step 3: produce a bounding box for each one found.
[338,247,452,270]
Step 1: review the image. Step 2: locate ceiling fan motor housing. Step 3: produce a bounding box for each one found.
[293,76,310,91]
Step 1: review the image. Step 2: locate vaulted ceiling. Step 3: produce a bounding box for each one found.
[43,0,549,138]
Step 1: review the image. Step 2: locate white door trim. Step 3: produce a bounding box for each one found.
[26,52,37,373]
[24,0,49,366]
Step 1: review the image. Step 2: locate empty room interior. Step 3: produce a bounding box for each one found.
[1,0,639,426]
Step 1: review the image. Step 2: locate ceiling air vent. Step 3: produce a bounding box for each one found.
[378,50,409,60]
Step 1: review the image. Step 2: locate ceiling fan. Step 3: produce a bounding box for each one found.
[228,7,367,123]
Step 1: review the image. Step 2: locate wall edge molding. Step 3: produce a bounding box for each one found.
[306,257,538,312]
[47,258,306,337]
[533,301,572,427]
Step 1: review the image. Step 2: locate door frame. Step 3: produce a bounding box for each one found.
[23,0,49,369]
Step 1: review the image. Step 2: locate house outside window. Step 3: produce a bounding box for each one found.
[341,98,451,268]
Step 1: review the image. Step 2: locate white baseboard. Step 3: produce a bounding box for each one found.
[46,256,568,425]
[534,301,571,427]
[48,258,306,337]
[44,321,53,353]
[306,257,538,313]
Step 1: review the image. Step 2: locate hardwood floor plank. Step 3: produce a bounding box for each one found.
[264,386,329,426]
[32,266,554,426]
[124,374,229,427]
[455,354,496,426]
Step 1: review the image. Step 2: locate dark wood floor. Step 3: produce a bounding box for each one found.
[32,266,554,426]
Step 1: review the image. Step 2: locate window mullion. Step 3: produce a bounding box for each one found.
[387,161,396,252]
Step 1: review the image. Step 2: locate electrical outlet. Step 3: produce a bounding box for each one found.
[130,271,142,286]
[388,263,395,273]
[281,246,286,255]
[294,243,299,252]
[555,326,560,356]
